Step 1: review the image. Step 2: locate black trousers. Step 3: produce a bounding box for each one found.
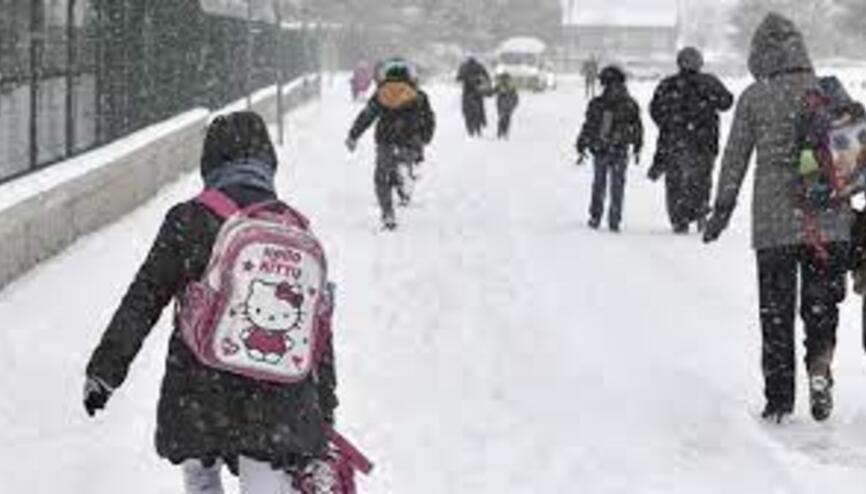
[462,94,487,136]
[589,152,628,228]
[497,110,514,138]
[375,148,401,218]
[756,243,848,407]
[665,150,714,229]
[375,146,418,218]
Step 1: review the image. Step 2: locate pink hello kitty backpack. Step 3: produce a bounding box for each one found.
[177,189,332,384]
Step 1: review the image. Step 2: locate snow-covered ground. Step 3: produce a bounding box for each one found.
[4,75,866,493]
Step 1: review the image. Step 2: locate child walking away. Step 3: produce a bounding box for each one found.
[495,73,520,139]
[703,13,854,424]
[576,65,643,233]
[346,58,436,231]
[84,112,372,493]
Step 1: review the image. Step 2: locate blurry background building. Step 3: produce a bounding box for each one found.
[560,0,681,73]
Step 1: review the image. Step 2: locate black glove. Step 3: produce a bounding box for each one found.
[576,153,587,166]
[83,376,113,417]
[703,206,734,243]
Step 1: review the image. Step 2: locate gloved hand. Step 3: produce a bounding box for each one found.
[576,152,588,166]
[345,137,358,153]
[633,151,641,166]
[83,376,113,417]
[702,206,734,243]
[647,167,662,182]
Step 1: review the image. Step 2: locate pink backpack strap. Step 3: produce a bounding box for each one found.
[197,189,240,219]
[327,427,374,474]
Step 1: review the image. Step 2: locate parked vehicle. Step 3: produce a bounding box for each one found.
[493,37,556,92]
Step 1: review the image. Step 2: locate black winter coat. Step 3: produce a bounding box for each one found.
[650,71,733,159]
[457,58,491,98]
[496,84,519,116]
[577,84,643,156]
[349,81,436,151]
[86,185,338,471]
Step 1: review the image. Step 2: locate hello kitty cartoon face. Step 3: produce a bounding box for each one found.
[244,280,305,331]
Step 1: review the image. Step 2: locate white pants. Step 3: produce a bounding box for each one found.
[183,456,297,494]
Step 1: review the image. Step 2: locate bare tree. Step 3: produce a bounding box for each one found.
[729,0,839,58]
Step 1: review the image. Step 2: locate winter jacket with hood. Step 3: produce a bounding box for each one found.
[650,51,733,161]
[86,111,338,472]
[577,71,643,157]
[349,78,436,150]
[712,13,852,250]
[457,57,491,97]
[495,76,520,116]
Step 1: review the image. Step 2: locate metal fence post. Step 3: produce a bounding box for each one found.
[274,1,284,145]
[94,0,103,144]
[246,0,252,110]
[29,0,47,170]
[66,0,77,155]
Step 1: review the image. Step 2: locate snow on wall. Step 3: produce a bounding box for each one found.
[0,75,321,290]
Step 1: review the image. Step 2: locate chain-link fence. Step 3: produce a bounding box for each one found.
[0,0,321,184]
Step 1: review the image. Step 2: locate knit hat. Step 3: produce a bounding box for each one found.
[599,65,626,86]
[677,47,704,72]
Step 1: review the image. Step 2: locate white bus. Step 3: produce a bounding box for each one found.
[494,37,556,92]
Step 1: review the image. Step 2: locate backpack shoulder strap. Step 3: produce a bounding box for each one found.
[242,200,311,230]
[196,189,240,219]
[326,426,374,474]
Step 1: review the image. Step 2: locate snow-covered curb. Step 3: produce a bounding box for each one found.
[0,75,321,289]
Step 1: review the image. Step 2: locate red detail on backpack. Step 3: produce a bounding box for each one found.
[293,427,374,494]
[177,189,332,384]
[796,79,866,261]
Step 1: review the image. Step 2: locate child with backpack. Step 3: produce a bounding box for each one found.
[83,112,371,493]
[576,65,643,232]
[346,58,436,230]
[494,72,519,139]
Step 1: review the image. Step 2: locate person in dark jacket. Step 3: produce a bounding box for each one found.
[582,55,600,99]
[577,65,644,232]
[703,13,852,423]
[457,56,491,137]
[346,59,436,230]
[84,111,338,492]
[494,72,520,139]
[649,47,734,234]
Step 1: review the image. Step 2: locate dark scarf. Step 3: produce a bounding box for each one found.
[203,158,276,193]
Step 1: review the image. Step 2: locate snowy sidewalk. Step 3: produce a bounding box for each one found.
[3,79,866,493]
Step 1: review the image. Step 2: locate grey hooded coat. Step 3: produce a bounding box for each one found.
[712,13,852,250]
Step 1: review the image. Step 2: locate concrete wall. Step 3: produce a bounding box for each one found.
[0,75,321,289]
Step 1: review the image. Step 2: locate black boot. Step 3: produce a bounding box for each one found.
[761,401,793,423]
[809,374,833,422]
[381,211,397,231]
[808,351,834,422]
[673,223,689,234]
